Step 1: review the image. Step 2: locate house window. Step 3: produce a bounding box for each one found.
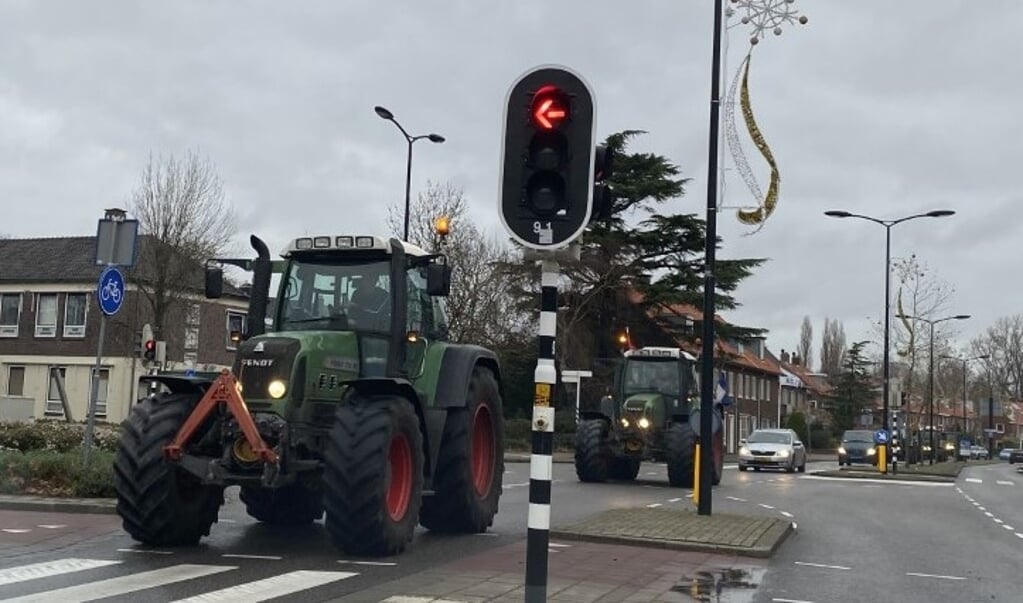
[63,293,88,338]
[184,328,199,350]
[996,423,1005,433]
[226,311,246,350]
[0,293,20,337]
[35,294,58,338]
[46,366,67,415]
[186,304,201,326]
[90,368,109,417]
[6,366,25,396]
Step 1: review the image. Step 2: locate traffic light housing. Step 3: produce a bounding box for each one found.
[591,144,615,222]
[143,339,156,362]
[500,65,596,250]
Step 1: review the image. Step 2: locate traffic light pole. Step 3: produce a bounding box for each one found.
[525,257,559,603]
[697,0,725,516]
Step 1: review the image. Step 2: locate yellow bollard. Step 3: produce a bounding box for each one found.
[691,443,701,506]
[877,444,887,475]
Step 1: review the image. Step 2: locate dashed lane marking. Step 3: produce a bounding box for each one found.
[668,498,682,503]
[772,599,815,603]
[726,496,747,502]
[36,524,67,529]
[966,478,983,483]
[337,560,397,566]
[794,561,850,571]
[222,554,282,560]
[1,529,30,534]
[759,504,775,510]
[906,572,966,581]
[647,503,663,508]
[117,548,173,555]
[1003,525,1014,531]
[780,511,794,518]
[997,480,1014,485]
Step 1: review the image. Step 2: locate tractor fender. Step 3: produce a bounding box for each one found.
[138,375,214,398]
[344,378,433,477]
[433,345,502,408]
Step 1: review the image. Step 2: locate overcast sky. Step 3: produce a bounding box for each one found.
[2,0,1019,367]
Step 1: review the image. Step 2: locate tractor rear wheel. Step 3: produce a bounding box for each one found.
[240,483,323,525]
[114,393,224,546]
[666,422,697,487]
[323,395,423,556]
[609,457,641,481]
[574,419,611,482]
[420,366,505,533]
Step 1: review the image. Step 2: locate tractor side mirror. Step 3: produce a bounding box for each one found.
[427,263,452,296]
[205,263,224,299]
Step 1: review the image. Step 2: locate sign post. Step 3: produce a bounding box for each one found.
[83,209,137,466]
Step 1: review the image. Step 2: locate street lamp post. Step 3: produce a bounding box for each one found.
[939,353,989,453]
[374,106,445,242]
[899,313,970,465]
[825,209,955,439]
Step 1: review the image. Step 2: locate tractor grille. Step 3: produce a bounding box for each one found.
[233,337,300,402]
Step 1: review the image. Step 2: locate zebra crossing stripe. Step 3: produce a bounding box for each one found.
[170,570,358,602]
[0,559,121,586]
[0,563,235,602]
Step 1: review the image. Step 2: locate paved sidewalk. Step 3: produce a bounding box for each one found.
[337,538,768,602]
[550,507,792,558]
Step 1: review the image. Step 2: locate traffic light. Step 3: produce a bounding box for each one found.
[591,144,615,222]
[500,65,596,250]
[143,339,156,362]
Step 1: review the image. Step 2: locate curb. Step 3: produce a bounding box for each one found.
[809,469,956,483]
[0,498,117,515]
[550,519,793,559]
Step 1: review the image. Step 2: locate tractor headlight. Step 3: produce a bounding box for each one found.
[638,417,650,429]
[268,380,287,399]
[621,418,630,428]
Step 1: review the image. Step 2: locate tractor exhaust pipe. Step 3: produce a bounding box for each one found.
[247,235,271,339]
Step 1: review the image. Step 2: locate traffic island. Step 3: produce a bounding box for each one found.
[812,459,999,483]
[549,507,793,559]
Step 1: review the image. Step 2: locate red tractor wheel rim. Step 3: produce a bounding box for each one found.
[471,404,495,497]
[386,432,413,521]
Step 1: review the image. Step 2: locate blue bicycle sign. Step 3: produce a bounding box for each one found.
[97,267,125,316]
[873,429,890,445]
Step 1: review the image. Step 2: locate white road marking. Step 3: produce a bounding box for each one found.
[116,548,174,555]
[381,598,467,603]
[726,496,747,502]
[759,504,775,510]
[219,519,237,523]
[668,497,682,503]
[985,512,994,517]
[966,478,983,483]
[2,564,235,602]
[772,599,815,603]
[792,522,798,530]
[997,480,1014,485]
[1016,533,1023,539]
[502,482,530,489]
[647,503,662,508]
[1,529,30,534]
[548,542,571,548]
[337,560,397,566]
[171,570,357,602]
[0,559,121,586]
[906,572,966,581]
[645,471,658,475]
[801,475,952,487]
[221,554,282,560]
[1003,525,1014,531]
[978,507,987,511]
[993,518,1003,524]
[955,487,962,493]
[794,561,850,570]
[36,524,66,529]
[780,511,794,518]
[473,532,500,537]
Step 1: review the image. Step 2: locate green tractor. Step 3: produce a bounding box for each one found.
[574,346,724,487]
[113,233,505,557]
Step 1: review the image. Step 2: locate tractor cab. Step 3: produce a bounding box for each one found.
[615,347,699,427]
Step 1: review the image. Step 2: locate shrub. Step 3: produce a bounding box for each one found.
[0,448,116,497]
[0,420,121,453]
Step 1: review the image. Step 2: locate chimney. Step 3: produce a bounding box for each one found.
[781,349,791,364]
[792,353,801,366]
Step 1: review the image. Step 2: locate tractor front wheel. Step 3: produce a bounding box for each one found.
[240,482,323,525]
[323,395,423,556]
[574,419,611,482]
[666,422,697,488]
[113,393,224,546]
[420,366,504,533]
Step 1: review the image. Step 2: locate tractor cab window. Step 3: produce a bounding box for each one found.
[623,359,682,398]
[279,258,391,332]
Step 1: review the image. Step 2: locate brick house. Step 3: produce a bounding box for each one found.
[0,235,249,423]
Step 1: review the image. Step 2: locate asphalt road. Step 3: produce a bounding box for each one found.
[752,460,1023,603]
[0,459,767,602]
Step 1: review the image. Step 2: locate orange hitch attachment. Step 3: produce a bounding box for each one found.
[163,369,279,464]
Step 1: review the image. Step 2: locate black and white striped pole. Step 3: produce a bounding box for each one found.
[525,258,559,601]
[498,64,596,603]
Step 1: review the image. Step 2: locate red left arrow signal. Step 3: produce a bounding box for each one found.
[532,87,568,130]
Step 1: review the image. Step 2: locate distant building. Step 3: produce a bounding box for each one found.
[0,235,249,423]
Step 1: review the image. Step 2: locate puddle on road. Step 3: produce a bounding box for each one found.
[672,567,765,602]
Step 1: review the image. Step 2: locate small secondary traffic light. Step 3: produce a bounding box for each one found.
[500,65,596,250]
[591,144,615,222]
[143,339,156,362]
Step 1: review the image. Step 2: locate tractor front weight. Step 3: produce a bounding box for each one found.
[163,370,280,476]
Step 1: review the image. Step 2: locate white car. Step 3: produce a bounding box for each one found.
[738,428,807,473]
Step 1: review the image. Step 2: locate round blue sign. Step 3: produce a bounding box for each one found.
[873,429,890,445]
[97,266,125,316]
